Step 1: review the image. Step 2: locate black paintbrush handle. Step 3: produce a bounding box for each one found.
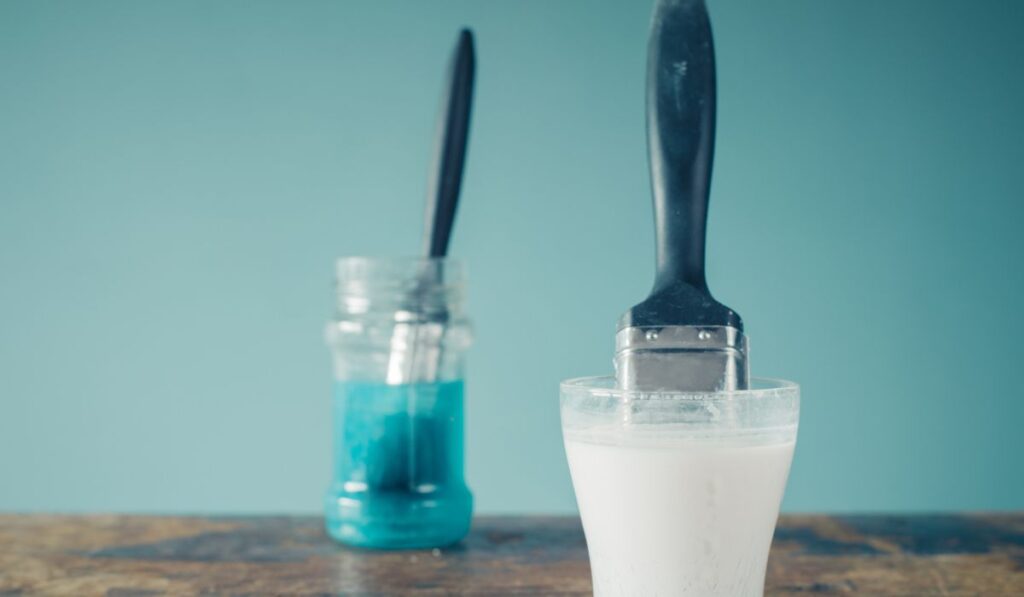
[424,29,475,259]
[647,0,715,293]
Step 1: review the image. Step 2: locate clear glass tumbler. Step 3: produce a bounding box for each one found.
[324,257,473,549]
[561,377,799,597]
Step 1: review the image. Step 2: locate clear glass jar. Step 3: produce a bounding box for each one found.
[324,257,473,549]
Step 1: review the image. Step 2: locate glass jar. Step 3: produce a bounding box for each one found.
[324,257,473,549]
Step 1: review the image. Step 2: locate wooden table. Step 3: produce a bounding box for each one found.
[1,514,1022,595]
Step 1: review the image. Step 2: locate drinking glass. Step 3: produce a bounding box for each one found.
[561,377,799,597]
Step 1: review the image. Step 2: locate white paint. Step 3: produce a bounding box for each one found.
[565,429,796,597]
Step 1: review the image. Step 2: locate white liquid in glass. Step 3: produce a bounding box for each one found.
[565,432,795,597]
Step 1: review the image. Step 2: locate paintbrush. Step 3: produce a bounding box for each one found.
[386,29,475,385]
[614,0,749,392]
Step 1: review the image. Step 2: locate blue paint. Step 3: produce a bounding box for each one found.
[324,380,472,549]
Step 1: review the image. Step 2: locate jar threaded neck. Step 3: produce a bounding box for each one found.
[334,257,464,320]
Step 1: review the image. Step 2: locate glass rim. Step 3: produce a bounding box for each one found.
[560,376,798,402]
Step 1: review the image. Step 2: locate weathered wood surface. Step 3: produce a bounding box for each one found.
[1,514,1022,595]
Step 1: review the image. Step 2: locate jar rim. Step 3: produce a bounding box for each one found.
[333,256,465,318]
[335,256,464,274]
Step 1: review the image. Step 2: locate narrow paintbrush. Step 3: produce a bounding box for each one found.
[386,29,475,385]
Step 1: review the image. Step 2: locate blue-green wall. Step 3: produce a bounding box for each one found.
[2,0,1022,514]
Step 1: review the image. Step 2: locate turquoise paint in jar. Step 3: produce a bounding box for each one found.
[324,257,473,549]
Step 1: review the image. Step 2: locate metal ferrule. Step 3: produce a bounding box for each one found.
[614,325,749,392]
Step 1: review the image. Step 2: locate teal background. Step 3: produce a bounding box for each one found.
[1,0,1022,514]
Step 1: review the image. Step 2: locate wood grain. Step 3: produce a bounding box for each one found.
[0,514,1022,595]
